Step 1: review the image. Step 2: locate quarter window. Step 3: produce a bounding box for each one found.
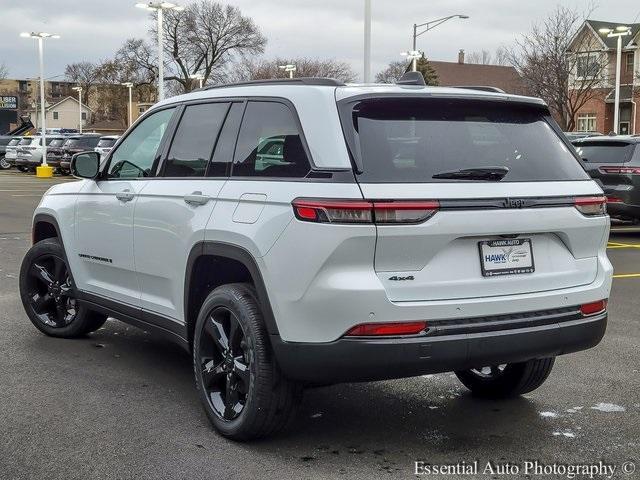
[163,102,229,177]
[108,107,175,179]
[232,101,311,178]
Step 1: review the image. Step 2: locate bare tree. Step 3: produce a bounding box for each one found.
[0,62,8,80]
[239,57,356,83]
[466,48,510,66]
[375,61,406,84]
[508,5,608,131]
[64,61,98,104]
[157,0,266,93]
[375,56,438,85]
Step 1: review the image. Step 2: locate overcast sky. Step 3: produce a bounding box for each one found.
[1,0,639,82]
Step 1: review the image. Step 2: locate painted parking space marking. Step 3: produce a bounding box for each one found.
[607,242,640,249]
[613,273,640,279]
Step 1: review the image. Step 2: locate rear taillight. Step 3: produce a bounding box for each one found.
[574,196,606,216]
[580,299,607,316]
[599,166,640,175]
[606,196,623,204]
[345,321,428,336]
[292,199,439,225]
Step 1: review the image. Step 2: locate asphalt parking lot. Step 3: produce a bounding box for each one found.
[0,171,638,480]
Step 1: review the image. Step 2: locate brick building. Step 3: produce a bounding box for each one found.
[430,50,527,95]
[568,20,640,134]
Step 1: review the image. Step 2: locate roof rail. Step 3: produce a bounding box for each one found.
[201,77,345,91]
[450,86,506,93]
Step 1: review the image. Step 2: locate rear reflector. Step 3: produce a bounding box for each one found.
[345,321,428,336]
[574,196,607,216]
[580,299,607,316]
[292,198,439,225]
[599,166,640,175]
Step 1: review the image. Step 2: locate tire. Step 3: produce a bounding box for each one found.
[19,238,108,338]
[17,166,29,173]
[0,157,10,170]
[455,358,555,398]
[193,283,301,441]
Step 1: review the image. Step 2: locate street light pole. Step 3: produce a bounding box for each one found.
[72,86,83,133]
[278,65,297,79]
[121,82,134,127]
[410,14,469,72]
[364,0,372,82]
[135,2,184,102]
[20,31,60,176]
[599,26,632,134]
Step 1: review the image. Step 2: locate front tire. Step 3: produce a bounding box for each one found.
[0,157,11,169]
[455,358,555,398]
[19,238,108,337]
[193,283,301,441]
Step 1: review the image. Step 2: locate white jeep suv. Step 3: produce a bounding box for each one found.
[20,75,612,441]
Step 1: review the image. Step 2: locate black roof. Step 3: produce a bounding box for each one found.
[585,20,640,49]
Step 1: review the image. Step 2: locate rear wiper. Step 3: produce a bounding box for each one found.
[432,166,510,181]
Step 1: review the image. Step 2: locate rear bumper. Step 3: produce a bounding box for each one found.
[272,311,607,383]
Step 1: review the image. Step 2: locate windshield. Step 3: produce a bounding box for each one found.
[574,142,636,164]
[18,137,35,146]
[49,139,65,147]
[8,138,21,146]
[64,139,80,148]
[344,98,589,183]
[97,138,117,148]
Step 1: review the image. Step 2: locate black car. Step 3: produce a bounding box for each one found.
[49,134,101,174]
[573,136,640,221]
[565,131,603,141]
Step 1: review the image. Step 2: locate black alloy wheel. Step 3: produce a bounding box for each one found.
[198,306,251,421]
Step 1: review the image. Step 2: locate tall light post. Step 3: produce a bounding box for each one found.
[363,0,372,82]
[135,2,184,101]
[409,14,469,72]
[20,31,60,177]
[72,86,83,133]
[189,73,204,89]
[121,82,134,127]
[278,64,297,79]
[400,50,423,71]
[599,25,632,134]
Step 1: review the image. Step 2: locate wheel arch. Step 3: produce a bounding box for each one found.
[32,213,63,245]
[184,241,279,348]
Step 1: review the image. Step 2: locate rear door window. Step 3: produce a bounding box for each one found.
[232,101,311,178]
[163,102,229,177]
[342,98,589,183]
[574,142,635,164]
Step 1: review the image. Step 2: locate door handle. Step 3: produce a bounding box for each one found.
[115,189,134,202]
[184,191,211,206]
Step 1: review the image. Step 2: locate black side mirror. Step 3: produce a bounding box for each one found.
[71,151,100,179]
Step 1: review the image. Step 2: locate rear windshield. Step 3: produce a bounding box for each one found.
[344,98,589,183]
[573,142,636,164]
[97,138,117,148]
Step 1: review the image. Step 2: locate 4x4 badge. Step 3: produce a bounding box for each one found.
[388,275,414,281]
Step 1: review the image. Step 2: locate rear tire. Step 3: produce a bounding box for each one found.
[19,238,108,338]
[193,283,301,441]
[17,166,29,172]
[455,358,555,398]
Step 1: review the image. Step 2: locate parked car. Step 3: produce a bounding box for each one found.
[0,136,14,169]
[48,134,101,174]
[3,137,23,169]
[94,135,120,157]
[573,135,640,222]
[19,76,612,441]
[15,135,67,171]
[565,131,603,141]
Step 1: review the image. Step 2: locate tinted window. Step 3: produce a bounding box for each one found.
[8,139,20,146]
[97,138,117,148]
[208,103,244,177]
[164,102,229,177]
[574,142,636,164]
[19,138,34,145]
[346,98,589,183]
[64,138,80,148]
[109,108,175,179]
[49,139,65,148]
[233,101,311,178]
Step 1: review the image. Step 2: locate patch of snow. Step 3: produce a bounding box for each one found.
[540,411,559,418]
[591,403,625,413]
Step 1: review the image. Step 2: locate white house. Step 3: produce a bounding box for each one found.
[30,96,93,130]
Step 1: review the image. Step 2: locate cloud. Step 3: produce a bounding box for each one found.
[0,0,638,81]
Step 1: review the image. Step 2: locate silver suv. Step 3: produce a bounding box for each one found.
[20,76,612,441]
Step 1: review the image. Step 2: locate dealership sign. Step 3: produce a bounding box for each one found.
[0,96,18,110]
